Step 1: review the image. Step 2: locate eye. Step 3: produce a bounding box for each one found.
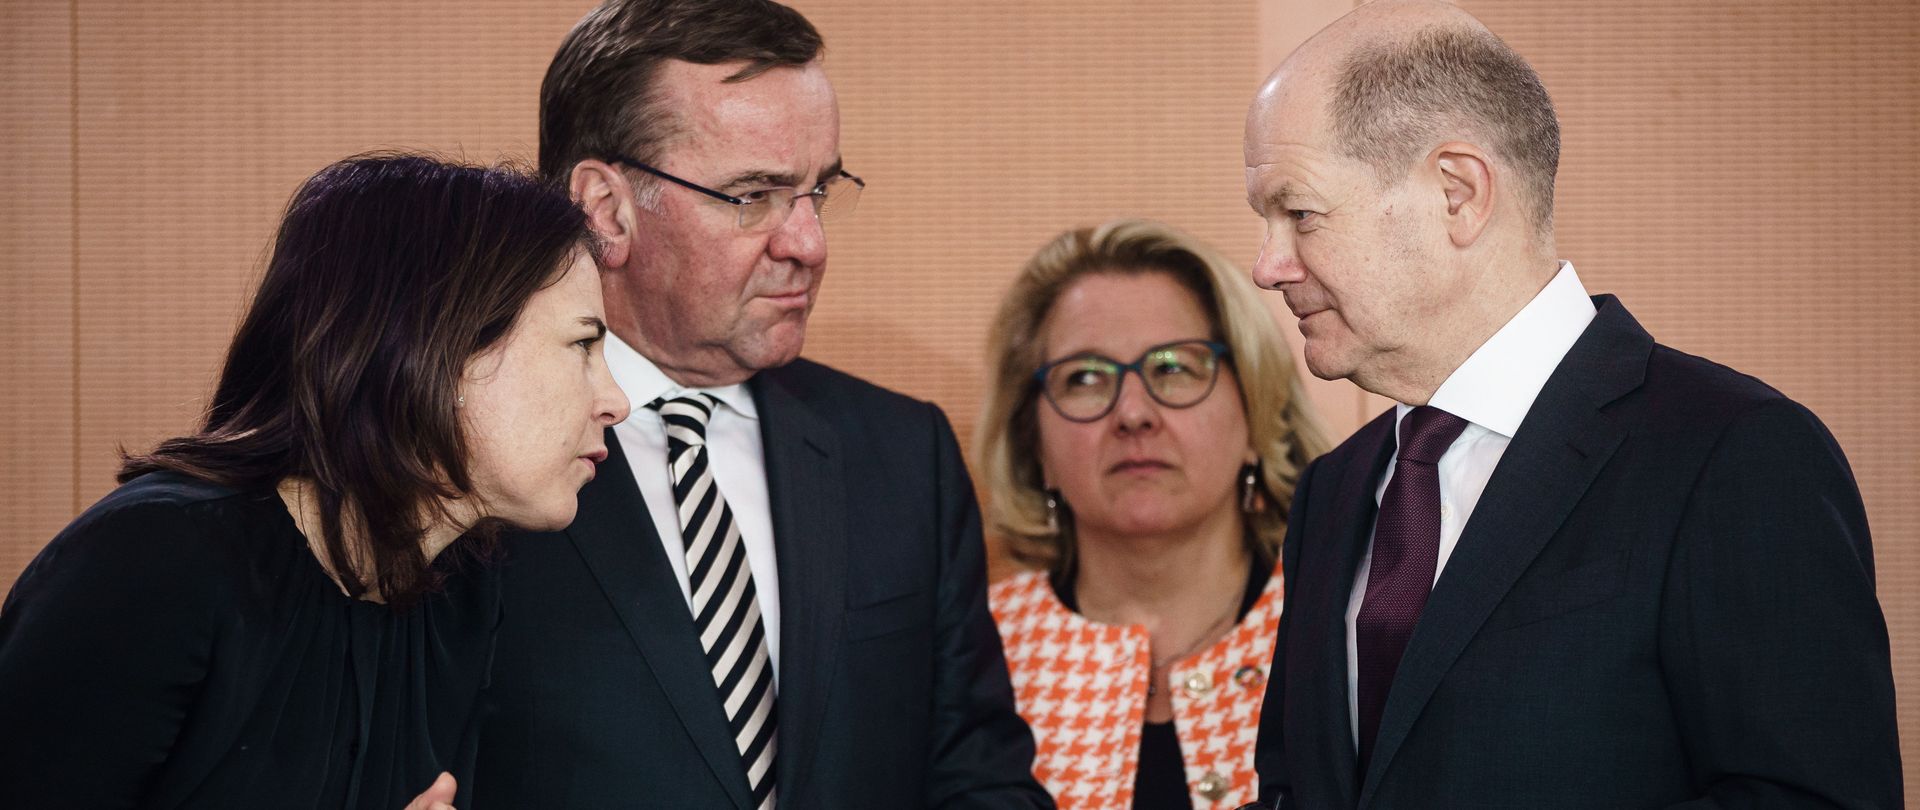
[1288,209,1319,228]
[575,335,602,353]
[1146,354,1197,378]
[1062,366,1110,389]
[1050,358,1117,392]
[736,188,779,204]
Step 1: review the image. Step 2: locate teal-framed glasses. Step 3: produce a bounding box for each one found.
[608,154,864,232]
[1032,339,1232,423]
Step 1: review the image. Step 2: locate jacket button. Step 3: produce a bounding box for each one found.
[1183,670,1214,697]
[1233,665,1266,689]
[1196,770,1230,800]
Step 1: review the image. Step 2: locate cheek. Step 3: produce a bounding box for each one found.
[1034,415,1100,489]
[459,408,521,496]
[1181,396,1251,465]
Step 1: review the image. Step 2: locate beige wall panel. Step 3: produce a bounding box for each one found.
[788,0,1266,439]
[0,1,77,588]
[1465,0,1919,798]
[68,1,584,505]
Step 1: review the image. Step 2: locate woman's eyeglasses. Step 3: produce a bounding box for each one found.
[1033,339,1231,423]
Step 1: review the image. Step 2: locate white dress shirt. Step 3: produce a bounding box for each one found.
[604,334,782,677]
[1344,261,1595,744]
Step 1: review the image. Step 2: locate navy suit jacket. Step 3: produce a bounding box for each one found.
[471,359,1051,809]
[1254,296,1902,808]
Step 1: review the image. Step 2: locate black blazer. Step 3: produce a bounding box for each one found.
[1254,296,1902,809]
[471,359,1051,809]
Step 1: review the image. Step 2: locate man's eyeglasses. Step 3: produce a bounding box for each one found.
[608,155,864,232]
[1032,340,1232,423]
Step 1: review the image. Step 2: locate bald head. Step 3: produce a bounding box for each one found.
[1256,0,1560,233]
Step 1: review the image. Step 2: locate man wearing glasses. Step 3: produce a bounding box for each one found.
[472,1,1051,808]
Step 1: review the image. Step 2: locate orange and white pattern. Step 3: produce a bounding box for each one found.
[989,565,1282,810]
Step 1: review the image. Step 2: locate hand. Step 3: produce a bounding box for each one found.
[402,772,457,810]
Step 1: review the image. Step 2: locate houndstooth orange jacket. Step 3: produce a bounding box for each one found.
[988,564,1282,809]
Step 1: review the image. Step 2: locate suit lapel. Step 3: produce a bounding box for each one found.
[751,370,847,803]
[1357,297,1650,806]
[566,427,755,810]
[1311,411,1396,807]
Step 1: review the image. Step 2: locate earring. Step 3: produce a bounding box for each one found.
[1240,463,1267,514]
[1044,489,1061,535]
[457,395,465,408]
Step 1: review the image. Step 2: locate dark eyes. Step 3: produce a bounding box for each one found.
[1146,356,1200,378]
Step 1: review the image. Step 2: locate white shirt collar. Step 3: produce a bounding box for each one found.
[1415,261,1595,438]
[603,333,759,421]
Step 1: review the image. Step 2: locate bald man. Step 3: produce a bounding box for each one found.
[1242,3,1902,808]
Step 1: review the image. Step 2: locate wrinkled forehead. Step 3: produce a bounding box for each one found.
[654,60,841,170]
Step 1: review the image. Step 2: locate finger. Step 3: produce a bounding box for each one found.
[402,772,458,810]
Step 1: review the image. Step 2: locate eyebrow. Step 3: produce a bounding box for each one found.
[577,316,608,337]
[1253,181,1306,213]
[717,157,846,193]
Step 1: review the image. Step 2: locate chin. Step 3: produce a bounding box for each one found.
[739,330,808,371]
[499,500,577,533]
[1302,347,1355,382]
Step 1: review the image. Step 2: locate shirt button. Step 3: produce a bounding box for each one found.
[1196,770,1231,800]
[1183,670,1214,697]
[1439,502,1455,521]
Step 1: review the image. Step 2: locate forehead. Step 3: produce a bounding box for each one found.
[1244,75,1365,204]
[527,251,604,315]
[652,60,840,173]
[1042,272,1212,357]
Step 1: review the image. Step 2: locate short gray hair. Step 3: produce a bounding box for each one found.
[1331,26,1560,233]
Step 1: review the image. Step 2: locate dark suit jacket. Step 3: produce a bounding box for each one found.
[471,359,1051,809]
[1254,296,1902,809]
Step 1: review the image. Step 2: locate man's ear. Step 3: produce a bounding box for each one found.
[570,159,635,268]
[1432,142,1495,248]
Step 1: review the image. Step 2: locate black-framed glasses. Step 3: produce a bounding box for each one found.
[1032,339,1232,423]
[608,154,864,232]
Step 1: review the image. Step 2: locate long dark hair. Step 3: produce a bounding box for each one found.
[121,154,592,606]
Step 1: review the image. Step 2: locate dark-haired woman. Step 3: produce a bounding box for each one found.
[0,155,629,809]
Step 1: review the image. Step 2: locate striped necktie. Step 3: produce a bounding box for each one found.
[651,394,777,808]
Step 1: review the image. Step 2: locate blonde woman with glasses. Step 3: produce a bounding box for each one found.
[979,219,1327,810]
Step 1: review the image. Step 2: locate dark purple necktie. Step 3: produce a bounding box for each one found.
[1355,405,1468,769]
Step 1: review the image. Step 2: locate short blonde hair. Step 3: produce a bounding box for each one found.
[976,219,1329,576]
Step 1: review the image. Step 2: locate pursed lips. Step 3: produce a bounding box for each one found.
[1284,293,1328,320]
[580,448,609,477]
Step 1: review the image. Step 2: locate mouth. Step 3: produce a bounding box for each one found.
[1108,459,1174,475]
[580,448,609,479]
[759,289,812,309]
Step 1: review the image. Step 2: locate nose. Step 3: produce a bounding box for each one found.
[1251,226,1306,290]
[768,195,828,268]
[592,359,631,427]
[1109,371,1161,435]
